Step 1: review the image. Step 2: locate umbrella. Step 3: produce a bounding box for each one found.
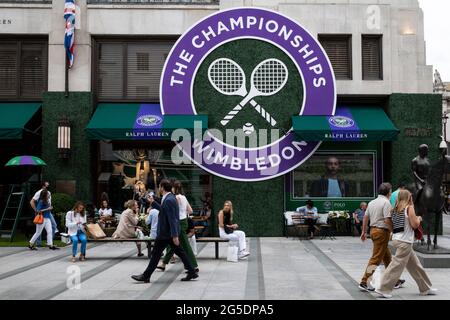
[5,155,47,167]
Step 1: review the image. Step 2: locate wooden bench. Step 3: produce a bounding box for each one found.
[87,237,229,259]
[196,237,229,259]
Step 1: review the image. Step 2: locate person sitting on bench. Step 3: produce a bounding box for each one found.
[296,200,319,239]
[218,200,249,259]
[113,200,144,257]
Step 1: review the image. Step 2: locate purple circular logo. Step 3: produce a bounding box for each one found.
[329,116,354,128]
[161,7,336,181]
[136,115,163,127]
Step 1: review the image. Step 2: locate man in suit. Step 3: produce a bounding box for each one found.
[131,179,198,283]
[310,156,349,198]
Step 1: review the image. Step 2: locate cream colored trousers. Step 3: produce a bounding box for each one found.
[379,240,432,294]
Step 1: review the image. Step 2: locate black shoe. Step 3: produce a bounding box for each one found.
[181,272,199,281]
[49,246,60,250]
[28,244,37,251]
[185,268,199,274]
[131,274,150,283]
[137,253,144,257]
[394,279,406,289]
[358,282,375,292]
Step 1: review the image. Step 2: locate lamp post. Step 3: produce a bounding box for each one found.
[58,117,71,159]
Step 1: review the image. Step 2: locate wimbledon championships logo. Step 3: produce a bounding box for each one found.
[329,116,355,128]
[136,115,163,127]
[160,7,336,181]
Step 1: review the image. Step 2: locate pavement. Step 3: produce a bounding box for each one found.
[0,215,449,300]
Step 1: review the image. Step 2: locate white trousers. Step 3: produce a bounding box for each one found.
[30,218,53,246]
[219,228,247,252]
[188,234,198,256]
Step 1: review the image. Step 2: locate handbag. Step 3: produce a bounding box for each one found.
[33,212,44,225]
[414,224,424,241]
[60,232,71,245]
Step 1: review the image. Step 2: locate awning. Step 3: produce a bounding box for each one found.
[86,103,208,140]
[292,107,400,142]
[0,103,41,139]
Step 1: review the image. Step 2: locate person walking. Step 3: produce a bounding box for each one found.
[359,183,403,292]
[218,200,250,259]
[113,200,144,257]
[131,179,198,283]
[156,181,198,272]
[30,182,58,247]
[66,202,88,262]
[28,190,58,250]
[375,190,437,298]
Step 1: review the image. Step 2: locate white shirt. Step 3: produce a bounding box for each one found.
[65,210,87,236]
[146,208,159,239]
[176,194,189,220]
[99,208,112,217]
[33,189,52,205]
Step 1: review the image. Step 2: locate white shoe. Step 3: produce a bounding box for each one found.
[375,289,392,299]
[238,251,250,259]
[420,288,438,296]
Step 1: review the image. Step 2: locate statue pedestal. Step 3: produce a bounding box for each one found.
[413,240,450,268]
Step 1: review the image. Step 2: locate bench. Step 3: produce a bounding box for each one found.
[196,237,229,259]
[87,237,229,259]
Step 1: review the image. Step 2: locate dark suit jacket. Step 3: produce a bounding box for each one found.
[151,193,180,240]
[310,177,348,198]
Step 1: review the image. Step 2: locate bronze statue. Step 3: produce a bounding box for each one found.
[410,144,450,250]
[411,144,431,192]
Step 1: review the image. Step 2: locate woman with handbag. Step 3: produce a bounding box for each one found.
[218,200,249,259]
[29,190,58,250]
[66,201,88,262]
[375,190,437,298]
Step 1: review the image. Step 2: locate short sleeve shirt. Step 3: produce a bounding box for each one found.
[365,195,392,229]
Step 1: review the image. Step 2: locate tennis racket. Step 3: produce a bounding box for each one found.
[208,58,280,127]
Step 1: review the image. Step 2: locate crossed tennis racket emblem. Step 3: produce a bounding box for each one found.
[208,58,289,127]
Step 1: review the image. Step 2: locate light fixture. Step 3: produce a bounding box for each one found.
[58,117,71,159]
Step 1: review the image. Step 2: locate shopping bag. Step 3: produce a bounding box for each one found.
[370,265,384,290]
[60,232,71,245]
[188,235,198,256]
[85,223,107,239]
[135,229,145,240]
[227,244,238,263]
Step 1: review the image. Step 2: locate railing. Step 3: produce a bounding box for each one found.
[87,0,219,4]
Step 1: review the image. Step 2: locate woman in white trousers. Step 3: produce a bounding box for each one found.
[29,190,57,250]
[218,200,249,259]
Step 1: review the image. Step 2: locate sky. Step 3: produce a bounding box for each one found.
[419,0,450,81]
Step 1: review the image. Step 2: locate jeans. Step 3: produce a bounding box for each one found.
[71,230,87,257]
[37,213,57,246]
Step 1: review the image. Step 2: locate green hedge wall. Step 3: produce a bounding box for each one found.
[42,92,94,201]
[212,176,284,237]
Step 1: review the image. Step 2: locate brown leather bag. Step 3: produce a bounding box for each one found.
[33,212,44,225]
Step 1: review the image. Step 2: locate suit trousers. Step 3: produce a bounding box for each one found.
[379,240,432,294]
[143,238,195,279]
[162,218,198,268]
[361,228,392,284]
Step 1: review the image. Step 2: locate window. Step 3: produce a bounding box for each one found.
[0,39,48,100]
[362,35,383,80]
[319,35,352,80]
[95,39,175,101]
[292,153,375,199]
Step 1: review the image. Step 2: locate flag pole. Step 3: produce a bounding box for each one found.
[65,55,69,97]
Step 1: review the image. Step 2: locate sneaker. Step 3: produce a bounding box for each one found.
[358,282,375,292]
[375,289,393,299]
[239,251,250,259]
[420,288,438,296]
[394,279,406,289]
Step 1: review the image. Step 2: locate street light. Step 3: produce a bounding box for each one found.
[58,117,71,159]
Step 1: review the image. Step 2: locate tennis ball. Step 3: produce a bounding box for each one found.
[243,123,255,135]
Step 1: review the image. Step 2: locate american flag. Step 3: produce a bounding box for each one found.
[64,0,76,68]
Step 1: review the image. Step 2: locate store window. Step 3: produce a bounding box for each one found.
[318,35,352,80]
[292,153,375,199]
[0,38,48,100]
[362,35,383,80]
[94,39,175,101]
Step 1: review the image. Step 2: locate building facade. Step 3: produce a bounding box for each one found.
[0,0,442,236]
